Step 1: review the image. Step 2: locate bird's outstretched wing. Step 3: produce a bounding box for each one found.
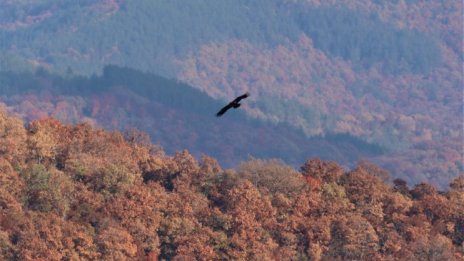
[216,103,233,117]
[232,92,250,103]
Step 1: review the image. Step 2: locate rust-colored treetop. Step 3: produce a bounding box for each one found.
[0,110,462,260]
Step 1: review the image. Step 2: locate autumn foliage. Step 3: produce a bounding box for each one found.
[0,110,462,260]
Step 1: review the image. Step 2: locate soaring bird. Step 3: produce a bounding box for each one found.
[216,92,250,117]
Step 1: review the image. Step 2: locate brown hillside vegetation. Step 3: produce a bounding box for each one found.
[177,0,464,189]
[0,109,462,260]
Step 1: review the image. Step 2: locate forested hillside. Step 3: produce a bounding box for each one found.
[1,0,302,75]
[176,1,463,188]
[0,0,447,76]
[0,66,382,171]
[0,1,462,187]
[0,110,462,260]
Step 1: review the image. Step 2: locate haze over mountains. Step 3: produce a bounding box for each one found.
[0,0,462,187]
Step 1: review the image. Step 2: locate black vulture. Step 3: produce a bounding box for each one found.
[216,92,250,117]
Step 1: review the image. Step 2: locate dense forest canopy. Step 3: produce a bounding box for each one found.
[0,1,462,194]
[0,110,462,260]
[0,66,383,173]
[0,2,462,259]
[0,0,443,76]
[296,6,442,74]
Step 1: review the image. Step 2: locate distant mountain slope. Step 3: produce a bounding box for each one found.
[1,0,461,186]
[1,0,298,75]
[0,66,383,169]
[174,2,463,189]
[0,0,443,76]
